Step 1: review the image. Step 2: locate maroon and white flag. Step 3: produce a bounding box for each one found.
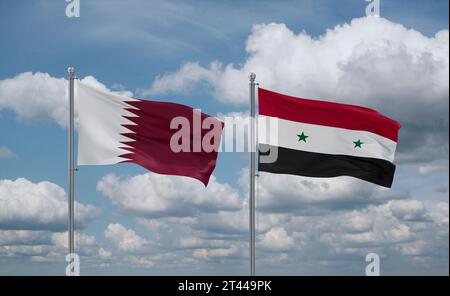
[76,81,223,186]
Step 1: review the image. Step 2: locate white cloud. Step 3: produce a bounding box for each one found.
[98,247,112,259]
[338,211,373,233]
[193,246,237,258]
[0,230,98,260]
[260,227,294,250]
[427,202,449,227]
[389,200,431,222]
[91,167,447,273]
[104,223,148,252]
[97,173,241,218]
[179,237,206,249]
[46,231,99,259]
[0,146,15,159]
[0,230,50,246]
[313,201,443,254]
[383,224,414,242]
[126,252,177,269]
[0,245,49,257]
[320,219,413,249]
[395,240,429,256]
[51,231,96,249]
[236,195,446,273]
[142,61,222,97]
[126,255,155,268]
[0,72,132,128]
[147,17,448,106]
[0,178,100,230]
[0,72,68,127]
[196,207,287,235]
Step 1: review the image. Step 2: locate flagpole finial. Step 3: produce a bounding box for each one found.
[249,72,256,82]
[67,67,75,77]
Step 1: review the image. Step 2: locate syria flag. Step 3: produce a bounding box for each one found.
[258,88,401,188]
[76,81,223,186]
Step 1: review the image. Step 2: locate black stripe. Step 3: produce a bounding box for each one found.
[258,145,396,188]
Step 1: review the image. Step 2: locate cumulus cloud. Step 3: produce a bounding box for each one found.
[146,17,449,165]
[0,72,68,127]
[260,227,294,251]
[389,200,431,222]
[98,247,112,259]
[0,245,50,257]
[92,165,447,273]
[97,173,241,218]
[148,17,448,109]
[0,230,50,246]
[124,253,178,269]
[92,168,449,273]
[395,239,429,257]
[51,231,96,250]
[136,196,447,273]
[193,246,238,259]
[195,207,286,236]
[0,178,100,230]
[91,162,446,273]
[427,202,449,227]
[0,230,98,260]
[137,216,245,259]
[126,255,155,268]
[104,223,149,252]
[278,199,449,273]
[142,62,222,97]
[0,72,132,128]
[95,171,248,264]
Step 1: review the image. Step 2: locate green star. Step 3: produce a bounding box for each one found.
[353,139,364,148]
[297,132,309,143]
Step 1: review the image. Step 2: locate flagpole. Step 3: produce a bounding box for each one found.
[249,73,256,276]
[68,67,75,276]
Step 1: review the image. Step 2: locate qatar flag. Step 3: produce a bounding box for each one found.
[76,81,223,186]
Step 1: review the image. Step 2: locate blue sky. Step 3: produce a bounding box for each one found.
[0,0,448,275]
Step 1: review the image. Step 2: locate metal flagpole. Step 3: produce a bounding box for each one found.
[249,73,256,276]
[68,67,75,276]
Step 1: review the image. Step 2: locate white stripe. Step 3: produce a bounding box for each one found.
[77,81,138,165]
[258,115,397,162]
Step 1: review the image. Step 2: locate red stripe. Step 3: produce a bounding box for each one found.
[258,88,401,142]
